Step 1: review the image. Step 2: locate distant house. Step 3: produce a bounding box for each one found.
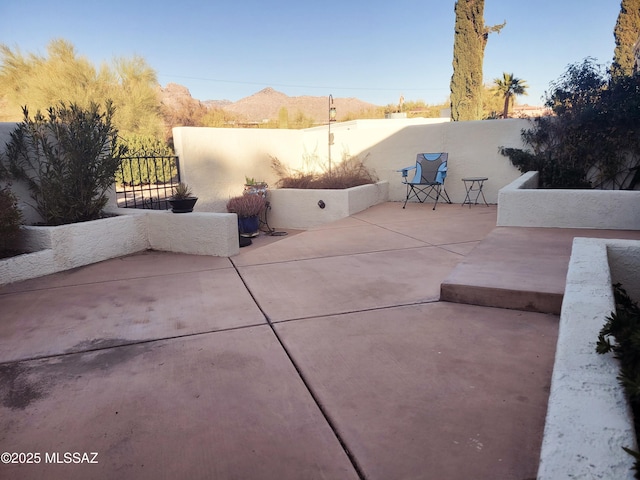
[511,104,552,118]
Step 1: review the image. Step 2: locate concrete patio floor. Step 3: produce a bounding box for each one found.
[1,202,635,479]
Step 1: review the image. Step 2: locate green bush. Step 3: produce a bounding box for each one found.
[3,101,126,225]
[0,185,22,250]
[597,283,640,478]
[501,59,640,189]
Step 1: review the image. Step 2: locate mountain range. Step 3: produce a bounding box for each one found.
[158,84,379,124]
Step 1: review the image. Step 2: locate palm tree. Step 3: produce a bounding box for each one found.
[492,73,528,118]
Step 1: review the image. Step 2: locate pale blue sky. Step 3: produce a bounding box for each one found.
[0,1,621,106]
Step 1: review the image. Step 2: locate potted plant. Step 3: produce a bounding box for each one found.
[168,182,198,213]
[226,194,266,237]
[244,176,268,197]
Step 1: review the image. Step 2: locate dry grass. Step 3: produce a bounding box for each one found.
[271,154,378,189]
[226,194,266,217]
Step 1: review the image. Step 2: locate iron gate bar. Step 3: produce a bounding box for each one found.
[116,155,181,210]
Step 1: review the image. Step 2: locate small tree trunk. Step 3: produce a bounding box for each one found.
[502,93,511,118]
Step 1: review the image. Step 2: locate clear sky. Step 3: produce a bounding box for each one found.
[0,0,621,107]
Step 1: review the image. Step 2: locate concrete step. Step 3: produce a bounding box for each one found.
[440,227,640,314]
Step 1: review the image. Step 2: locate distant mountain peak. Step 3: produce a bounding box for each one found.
[250,87,288,99]
[159,83,378,123]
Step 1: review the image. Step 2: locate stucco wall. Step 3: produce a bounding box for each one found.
[498,172,640,230]
[267,181,389,230]
[538,238,639,479]
[144,210,239,257]
[3,118,528,220]
[173,118,527,212]
[0,210,240,285]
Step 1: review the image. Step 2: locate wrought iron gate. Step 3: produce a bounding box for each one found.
[115,156,181,210]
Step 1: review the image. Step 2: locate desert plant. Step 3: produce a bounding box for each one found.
[226,194,266,218]
[171,182,193,200]
[2,101,126,225]
[0,40,162,138]
[0,185,22,251]
[271,153,378,189]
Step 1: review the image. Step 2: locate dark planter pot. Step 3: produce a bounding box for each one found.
[168,197,198,213]
[238,215,260,237]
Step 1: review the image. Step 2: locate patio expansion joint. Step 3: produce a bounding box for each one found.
[0,322,269,367]
[269,298,442,325]
[355,221,480,254]
[235,244,464,269]
[229,258,368,480]
[0,265,236,297]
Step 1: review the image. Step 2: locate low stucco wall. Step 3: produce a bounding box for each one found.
[144,210,238,256]
[497,172,640,230]
[267,181,389,229]
[0,210,239,286]
[538,237,640,479]
[0,249,56,285]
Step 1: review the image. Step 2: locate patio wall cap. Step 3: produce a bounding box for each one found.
[538,237,640,479]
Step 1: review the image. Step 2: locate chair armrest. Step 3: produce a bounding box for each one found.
[396,165,416,178]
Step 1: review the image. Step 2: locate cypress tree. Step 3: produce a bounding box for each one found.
[612,0,640,77]
[450,0,504,121]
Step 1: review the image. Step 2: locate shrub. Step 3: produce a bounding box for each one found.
[171,182,193,199]
[271,153,378,189]
[226,194,266,218]
[501,59,640,189]
[0,185,22,251]
[3,101,126,225]
[597,283,640,478]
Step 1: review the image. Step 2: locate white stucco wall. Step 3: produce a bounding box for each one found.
[0,210,240,285]
[144,210,239,257]
[2,117,529,221]
[538,238,639,479]
[267,181,389,230]
[173,118,527,211]
[172,126,302,213]
[608,242,640,301]
[498,172,640,230]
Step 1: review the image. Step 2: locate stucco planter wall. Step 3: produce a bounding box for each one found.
[0,249,56,285]
[266,181,389,230]
[497,171,640,230]
[0,210,239,286]
[144,210,238,256]
[539,238,640,479]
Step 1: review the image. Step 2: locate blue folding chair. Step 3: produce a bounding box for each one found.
[398,153,451,210]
